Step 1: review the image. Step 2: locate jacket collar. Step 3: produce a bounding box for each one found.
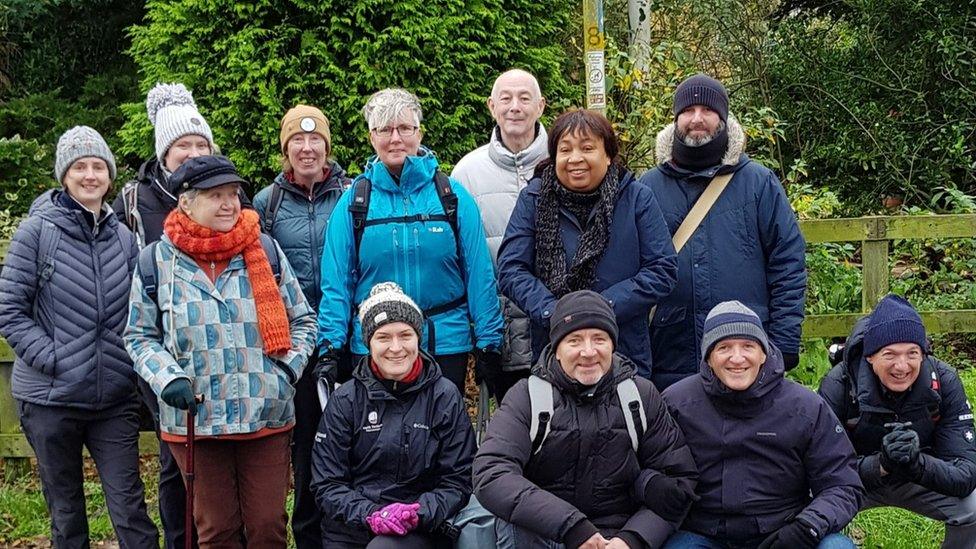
[354,350,442,400]
[361,147,439,194]
[29,189,116,239]
[487,123,549,171]
[654,114,748,177]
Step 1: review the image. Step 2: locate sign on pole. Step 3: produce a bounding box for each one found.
[583,0,606,112]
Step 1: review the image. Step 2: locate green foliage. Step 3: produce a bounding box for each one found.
[0,136,56,216]
[121,0,581,189]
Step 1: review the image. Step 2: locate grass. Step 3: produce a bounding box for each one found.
[2,351,973,547]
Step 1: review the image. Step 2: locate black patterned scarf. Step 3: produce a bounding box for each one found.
[535,162,620,298]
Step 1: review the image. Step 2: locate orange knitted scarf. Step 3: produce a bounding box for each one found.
[164,209,291,355]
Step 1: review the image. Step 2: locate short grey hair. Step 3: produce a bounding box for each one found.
[362,88,423,131]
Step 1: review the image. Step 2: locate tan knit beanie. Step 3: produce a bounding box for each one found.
[280,105,331,153]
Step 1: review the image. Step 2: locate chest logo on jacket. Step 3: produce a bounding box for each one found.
[364,410,383,433]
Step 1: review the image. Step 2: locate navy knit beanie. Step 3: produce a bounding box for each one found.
[673,73,729,122]
[863,294,928,357]
[549,290,618,348]
[701,301,769,362]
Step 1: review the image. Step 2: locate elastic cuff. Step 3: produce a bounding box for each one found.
[563,519,599,548]
[616,530,643,549]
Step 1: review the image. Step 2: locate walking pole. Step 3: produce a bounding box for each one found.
[476,381,491,445]
[185,395,204,549]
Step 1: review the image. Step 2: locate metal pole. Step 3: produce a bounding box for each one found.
[583,0,606,112]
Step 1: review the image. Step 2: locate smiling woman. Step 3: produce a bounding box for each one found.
[496,109,679,378]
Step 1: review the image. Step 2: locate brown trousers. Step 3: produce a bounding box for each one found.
[169,431,291,548]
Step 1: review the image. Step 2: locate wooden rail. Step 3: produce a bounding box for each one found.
[1,213,974,464]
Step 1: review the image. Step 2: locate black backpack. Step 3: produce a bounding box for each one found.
[138,233,281,302]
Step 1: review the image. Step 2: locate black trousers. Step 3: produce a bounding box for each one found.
[291,357,325,549]
[18,399,158,549]
[138,378,196,549]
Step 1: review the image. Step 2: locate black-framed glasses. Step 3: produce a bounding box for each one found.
[372,124,419,138]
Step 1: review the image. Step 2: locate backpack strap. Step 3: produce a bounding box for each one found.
[528,375,554,455]
[138,241,161,302]
[349,178,372,258]
[36,220,61,288]
[120,181,147,249]
[258,233,282,283]
[616,378,646,453]
[262,184,284,235]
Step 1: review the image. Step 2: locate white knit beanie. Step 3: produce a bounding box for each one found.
[146,83,215,164]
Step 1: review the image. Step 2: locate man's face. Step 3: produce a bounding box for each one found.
[676,105,723,146]
[488,71,545,148]
[555,328,613,385]
[707,338,767,391]
[867,343,923,393]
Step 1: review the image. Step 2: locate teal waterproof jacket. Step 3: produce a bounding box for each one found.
[318,149,503,355]
[253,162,349,311]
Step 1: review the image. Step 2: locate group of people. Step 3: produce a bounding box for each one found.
[0,68,972,549]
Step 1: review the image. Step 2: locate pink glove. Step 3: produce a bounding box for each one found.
[366,502,421,536]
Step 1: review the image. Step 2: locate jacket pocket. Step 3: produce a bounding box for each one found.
[651,305,686,328]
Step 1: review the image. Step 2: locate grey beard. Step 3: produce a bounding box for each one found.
[677,119,727,147]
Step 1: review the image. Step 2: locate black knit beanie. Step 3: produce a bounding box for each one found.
[673,73,729,122]
[358,282,424,344]
[549,290,618,348]
[863,294,928,357]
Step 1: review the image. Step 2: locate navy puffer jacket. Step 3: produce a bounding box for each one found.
[310,353,475,545]
[0,189,139,409]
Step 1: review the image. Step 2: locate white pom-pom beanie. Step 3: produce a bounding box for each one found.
[145,82,215,164]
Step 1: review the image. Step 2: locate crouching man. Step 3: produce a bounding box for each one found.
[664,301,862,549]
[819,294,976,549]
[474,290,698,549]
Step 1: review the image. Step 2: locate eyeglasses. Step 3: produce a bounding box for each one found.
[372,124,419,138]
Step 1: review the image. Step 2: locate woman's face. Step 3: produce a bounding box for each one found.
[369,112,422,175]
[554,129,611,193]
[63,157,112,210]
[164,135,212,172]
[369,322,420,381]
[181,183,241,232]
[286,132,328,187]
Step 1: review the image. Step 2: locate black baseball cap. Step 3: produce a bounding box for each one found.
[171,155,245,195]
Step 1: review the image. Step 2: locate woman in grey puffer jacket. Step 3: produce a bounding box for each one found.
[0,127,157,549]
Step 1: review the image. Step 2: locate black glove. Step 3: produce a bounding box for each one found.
[160,379,195,410]
[858,454,887,491]
[474,347,503,392]
[757,520,819,549]
[882,424,922,480]
[313,344,339,388]
[782,352,800,371]
[641,474,693,523]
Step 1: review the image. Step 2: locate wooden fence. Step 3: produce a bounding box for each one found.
[1,214,975,472]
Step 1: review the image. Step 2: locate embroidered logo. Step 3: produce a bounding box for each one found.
[835,424,844,434]
[413,423,429,430]
[960,413,974,421]
[364,410,383,433]
[965,431,974,443]
[757,432,777,437]
[429,226,444,233]
[369,411,378,424]
[373,311,388,324]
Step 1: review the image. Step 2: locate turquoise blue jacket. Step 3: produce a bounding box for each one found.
[318,150,503,355]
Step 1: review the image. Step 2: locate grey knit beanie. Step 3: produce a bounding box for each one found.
[701,300,769,362]
[146,83,215,164]
[54,126,117,183]
[358,282,424,344]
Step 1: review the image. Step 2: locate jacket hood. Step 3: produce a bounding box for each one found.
[531,344,639,398]
[487,123,549,171]
[698,341,785,416]
[353,350,443,400]
[28,189,117,238]
[274,160,348,197]
[359,146,439,194]
[654,114,746,168]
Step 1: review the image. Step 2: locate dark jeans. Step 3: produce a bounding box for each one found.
[17,399,159,549]
[139,377,196,549]
[292,361,324,549]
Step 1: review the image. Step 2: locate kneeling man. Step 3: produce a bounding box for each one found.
[475,290,698,548]
[664,301,862,549]
[819,294,976,549]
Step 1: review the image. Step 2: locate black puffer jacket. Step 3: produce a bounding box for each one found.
[819,317,976,498]
[310,353,476,545]
[0,190,139,409]
[473,349,698,548]
[112,157,253,246]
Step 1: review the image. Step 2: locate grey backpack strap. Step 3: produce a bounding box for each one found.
[528,375,554,455]
[36,220,61,287]
[616,378,647,453]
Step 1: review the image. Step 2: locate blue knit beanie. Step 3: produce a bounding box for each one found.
[863,294,928,357]
[701,301,769,362]
[673,73,729,122]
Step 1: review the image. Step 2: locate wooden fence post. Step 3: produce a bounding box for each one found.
[861,216,890,312]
